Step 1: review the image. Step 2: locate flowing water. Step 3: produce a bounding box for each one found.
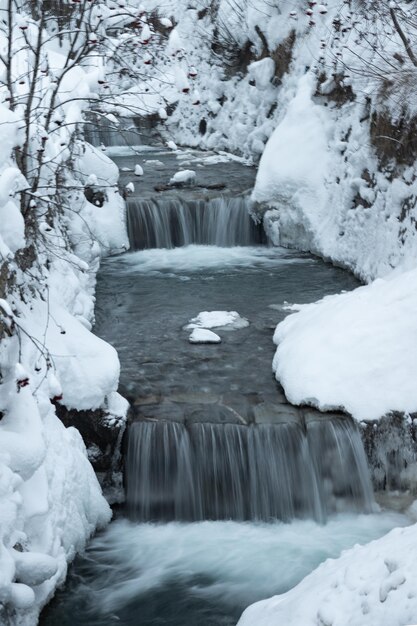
[41,512,410,626]
[41,147,410,625]
[127,197,264,249]
[126,419,374,523]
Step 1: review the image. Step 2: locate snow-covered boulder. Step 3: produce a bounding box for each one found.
[238,522,417,626]
[273,267,417,421]
[185,310,249,331]
[189,328,221,344]
[169,169,196,186]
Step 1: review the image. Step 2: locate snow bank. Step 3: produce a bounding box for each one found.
[0,394,112,619]
[0,6,130,622]
[76,143,128,255]
[253,73,330,251]
[273,268,417,421]
[238,521,417,626]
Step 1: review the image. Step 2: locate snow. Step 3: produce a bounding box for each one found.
[18,302,121,411]
[134,164,144,176]
[272,267,417,421]
[237,521,417,626]
[0,4,132,621]
[2,1,417,624]
[185,310,249,331]
[253,73,330,220]
[160,18,173,29]
[247,58,276,91]
[169,169,196,185]
[13,552,58,587]
[189,328,221,344]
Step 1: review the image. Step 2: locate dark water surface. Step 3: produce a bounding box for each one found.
[94,245,358,404]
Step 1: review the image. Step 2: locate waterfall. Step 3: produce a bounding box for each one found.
[83,117,150,147]
[126,418,375,523]
[127,196,264,249]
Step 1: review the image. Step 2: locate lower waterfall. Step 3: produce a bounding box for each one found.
[126,418,375,523]
[126,196,264,249]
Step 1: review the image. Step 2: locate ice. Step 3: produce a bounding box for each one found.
[189,328,221,344]
[186,310,249,331]
[134,164,144,176]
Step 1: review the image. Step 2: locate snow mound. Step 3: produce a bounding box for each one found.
[169,169,196,185]
[252,74,329,216]
[273,267,417,421]
[237,522,417,626]
[189,328,221,344]
[185,311,249,331]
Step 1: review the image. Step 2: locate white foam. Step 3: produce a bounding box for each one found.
[110,245,312,275]
[75,512,409,614]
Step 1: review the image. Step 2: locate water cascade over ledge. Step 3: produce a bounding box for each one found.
[126,196,265,249]
[126,417,375,523]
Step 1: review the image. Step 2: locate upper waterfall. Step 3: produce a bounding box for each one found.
[126,196,265,249]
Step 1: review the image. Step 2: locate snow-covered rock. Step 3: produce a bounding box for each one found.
[169,169,196,185]
[189,328,221,344]
[185,311,249,331]
[272,267,417,421]
[238,522,417,626]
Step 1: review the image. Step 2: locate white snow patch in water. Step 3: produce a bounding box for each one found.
[186,310,249,331]
[189,328,221,343]
[169,169,196,185]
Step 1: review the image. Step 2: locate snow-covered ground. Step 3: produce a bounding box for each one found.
[0,8,131,622]
[0,122,127,624]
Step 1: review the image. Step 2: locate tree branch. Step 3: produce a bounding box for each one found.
[390,6,417,68]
